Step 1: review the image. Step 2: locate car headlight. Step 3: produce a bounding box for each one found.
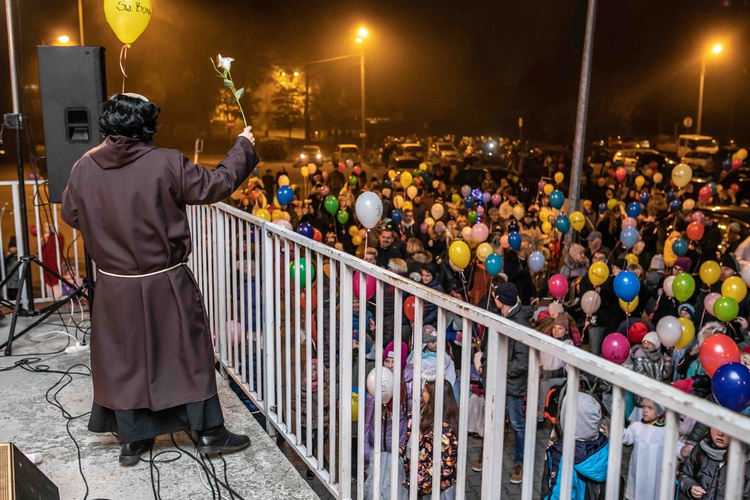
[300,154,306,159]
[316,154,321,159]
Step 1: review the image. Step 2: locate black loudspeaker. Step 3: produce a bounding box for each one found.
[0,443,60,499]
[38,46,107,203]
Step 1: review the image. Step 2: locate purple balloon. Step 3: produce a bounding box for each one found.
[482,192,492,204]
[320,186,330,196]
[602,333,630,365]
[491,193,502,206]
[420,223,429,234]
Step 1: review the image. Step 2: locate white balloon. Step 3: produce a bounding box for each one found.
[355,192,383,229]
[663,275,681,299]
[273,219,293,231]
[366,367,394,403]
[742,265,750,288]
[278,175,290,187]
[581,290,601,314]
[653,172,663,184]
[683,199,695,211]
[461,185,471,198]
[657,315,682,347]
[424,217,435,227]
[513,204,525,221]
[346,158,354,169]
[393,195,404,210]
[431,203,444,220]
[461,226,473,242]
[407,185,418,199]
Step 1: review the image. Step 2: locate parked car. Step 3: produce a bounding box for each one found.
[681,151,712,169]
[332,144,360,166]
[608,136,650,151]
[294,145,323,167]
[390,156,421,172]
[429,142,462,165]
[398,142,424,160]
[613,148,661,172]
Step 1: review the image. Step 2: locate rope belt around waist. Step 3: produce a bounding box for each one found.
[98,262,186,279]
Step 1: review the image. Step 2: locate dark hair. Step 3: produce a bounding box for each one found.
[99,94,160,141]
[420,379,460,436]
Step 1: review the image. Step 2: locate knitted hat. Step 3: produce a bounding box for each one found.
[423,325,438,343]
[421,262,438,277]
[548,301,565,318]
[383,340,408,368]
[720,253,739,273]
[560,393,601,441]
[569,243,586,259]
[553,314,570,331]
[674,257,692,272]
[628,322,649,344]
[741,346,750,355]
[677,303,695,318]
[650,254,665,271]
[586,231,602,241]
[493,282,518,306]
[673,378,694,394]
[642,331,661,349]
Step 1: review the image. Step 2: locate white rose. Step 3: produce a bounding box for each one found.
[217,54,234,72]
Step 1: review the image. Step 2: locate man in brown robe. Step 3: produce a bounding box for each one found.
[61,93,258,464]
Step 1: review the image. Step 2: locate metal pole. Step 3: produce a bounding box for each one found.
[568,0,597,214]
[304,64,311,141]
[697,56,706,135]
[78,0,85,45]
[4,0,34,313]
[360,52,366,156]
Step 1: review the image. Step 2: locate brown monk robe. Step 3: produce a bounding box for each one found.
[61,93,258,463]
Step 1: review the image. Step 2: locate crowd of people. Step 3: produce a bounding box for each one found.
[234,145,750,499]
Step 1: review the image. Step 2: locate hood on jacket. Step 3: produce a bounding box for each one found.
[89,135,156,169]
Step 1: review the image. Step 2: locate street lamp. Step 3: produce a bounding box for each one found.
[697,43,723,135]
[57,35,70,44]
[356,27,367,154]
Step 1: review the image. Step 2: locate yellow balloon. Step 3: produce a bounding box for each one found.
[449,241,471,270]
[722,276,748,303]
[401,201,413,211]
[644,168,653,178]
[671,163,693,188]
[675,317,696,350]
[625,253,639,266]
[539,209,550,223]
[273,196,281,209]
[737,148,748,160]
[351,392,359,421]
[699,261,721,286]
[543,183,554,196]
[104,0,152,44]
[607,198,618,210]
[476,242,493,263]
[400,172,413,187]
[588,262,610,287]
[301,166,309,177]
[388,169,397,180]
[619,296,639,313]
[451,194,461,205]
[554,172,564,184]
[351,235,362,246]
[569,211,585,232]
[541,221,552,234]
[349,225,359,237]
[419,162,428,171]
[635,175,645,188]
[256,208,271,222]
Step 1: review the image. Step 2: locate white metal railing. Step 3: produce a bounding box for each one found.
[188,201,750,500]
[0,180,87,306]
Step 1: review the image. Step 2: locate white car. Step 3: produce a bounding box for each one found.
[681,151,713,169]
[399,142,424,160]
[332,144,360,166]
[429,142,461,164]
[612,148,660,172]
[295,145,323,167]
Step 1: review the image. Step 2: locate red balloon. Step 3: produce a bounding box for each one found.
[698,186,712,202]
[338,162,346,172]
[403,295,416,323]
[548,274,569,301]
[731,183,740,194]
[353,166,362,175]
[313,228,323,242]
[686,221,704,241]
[732,158,742,170]
[615,167,627,182]
[30,224,38,237]
[353,271,376,300]
[700,333,740,377]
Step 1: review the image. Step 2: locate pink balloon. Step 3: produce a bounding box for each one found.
[704,292,722,317]
[491,193,502,206]
[602,333,630,365]
[320,186,330,196]
[353,271,376,300]
[471,223,489,243]
[500,234,509,249]
[622,217,637,229]
[548,274,569,301]
[420,223,429,234]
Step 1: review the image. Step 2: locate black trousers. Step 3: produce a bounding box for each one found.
[88,394,225,443]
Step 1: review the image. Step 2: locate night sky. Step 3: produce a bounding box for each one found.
[1,0,750,148]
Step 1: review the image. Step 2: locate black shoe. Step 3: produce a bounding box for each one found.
[119,438,155,465]
[196,427,251,454]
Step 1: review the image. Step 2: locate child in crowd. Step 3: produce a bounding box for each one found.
[400,368,459,499]
[622,397,666,500]
[538,314,574,422]
[404,325,457,402]
[624,331,673,419]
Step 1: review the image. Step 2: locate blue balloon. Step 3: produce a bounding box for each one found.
[528,251,546,273]
[464,197,474,209]
[422,174,432,184]
[508,232,522,250]
[712,362,750,412]
[672,238,688,257]
[669,200,682,212]
[639,191,650,204]
[297,222,315,239]
[507,220,520,233]
[471,188,483,201]
[555,214,571,233]
[620,227,639,249]
[614,270,640,303]
[599,202,608,214]
[549,190,565,209]
[276,185,294,206]
[723,158,732,171]
[667,190,676,202]
[384,178,392,188]
[708,182,718,195]
[485,253,503,276]
[392,209,403,223]
[626,202,642,218]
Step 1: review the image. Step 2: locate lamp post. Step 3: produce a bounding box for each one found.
[356,28,367,155]
[697,43,722,135]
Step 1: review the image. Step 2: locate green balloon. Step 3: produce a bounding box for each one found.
[713,296,739,322]
[468,210,478,224]
[672,272,696,303]
[337,210,349,224]
[324,195,339,215]
[349,175,358,186]
[290,258,315,287]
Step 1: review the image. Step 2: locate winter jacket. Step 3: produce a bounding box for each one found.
[624,345,673,407]
[422,279,445,327]
[541,433,610,500]
[491,303,532,396]
[678,434,750,500]
[363,391,409,462]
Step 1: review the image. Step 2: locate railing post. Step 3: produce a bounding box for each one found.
[262,223,276,434]
[339,264,354,499]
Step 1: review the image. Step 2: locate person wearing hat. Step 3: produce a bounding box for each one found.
[475,282,531,483]
[560,242,590,280]
[622,397,667,500]
[584,231,611,262]
[624,331,673,416]
[537,314,574,422]
[403,325,457,403]
[741,346,750,369]
[419,263,445,327]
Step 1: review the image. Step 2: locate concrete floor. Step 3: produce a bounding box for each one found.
[0,313,318,500]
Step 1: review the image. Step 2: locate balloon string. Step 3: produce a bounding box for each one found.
[119,44,130,93]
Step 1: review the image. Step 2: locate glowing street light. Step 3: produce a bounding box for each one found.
[293,71,299,77]
[697,43,724,134]
[358,27,368,38]
[356,27,368,153]
[57,35,70,44]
